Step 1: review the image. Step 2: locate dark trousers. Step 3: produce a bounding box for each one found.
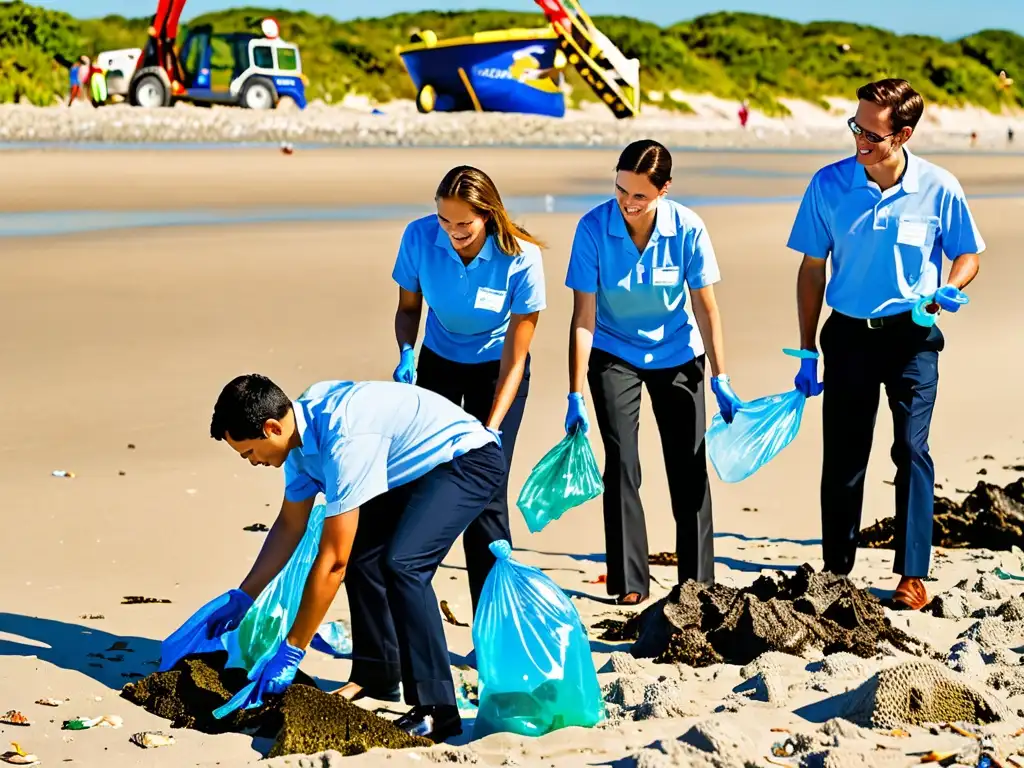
[415,344,529,614]
[820,311,944,578]
[587,348,715,597]
[345,443,505,706]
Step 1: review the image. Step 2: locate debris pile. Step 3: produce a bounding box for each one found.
[861,479,1024,550]
[837,659,1011,728]
[596,565,927,666]
[121,653,430,758]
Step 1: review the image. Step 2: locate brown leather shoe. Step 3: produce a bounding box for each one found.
[892,576,929,611]
[616,592,649,606]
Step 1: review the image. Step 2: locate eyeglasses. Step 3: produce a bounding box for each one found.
[847,117,897,144]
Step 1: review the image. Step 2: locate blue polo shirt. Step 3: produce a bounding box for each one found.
[282,380,496,518]
[786,148,985,319]
[564,198,721,369]
[392,215,547,364]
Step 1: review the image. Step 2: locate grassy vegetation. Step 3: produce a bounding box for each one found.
[1,0,1021,113]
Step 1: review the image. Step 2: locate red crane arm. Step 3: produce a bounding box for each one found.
[151,0,188,40]
[534,0,571,33]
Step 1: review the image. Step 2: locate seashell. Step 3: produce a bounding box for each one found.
[0,712,29,726]
[130,730,175,748]
[35,698,61,707]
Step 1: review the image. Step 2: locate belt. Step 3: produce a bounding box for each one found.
[833,310,914,330]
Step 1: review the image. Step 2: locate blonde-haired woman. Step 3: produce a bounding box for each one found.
[336,166,546,704]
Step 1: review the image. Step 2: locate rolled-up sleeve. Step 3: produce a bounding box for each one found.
[283,452,319,502]
[940,184,986,259]
[392,222,423,293]
[565,218,600,293]
[787,174,833,259]
[322,433,392,518]
[510,245,547,314]
[685,222,721,289]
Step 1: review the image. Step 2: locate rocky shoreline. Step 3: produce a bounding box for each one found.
[0,102,1008,149]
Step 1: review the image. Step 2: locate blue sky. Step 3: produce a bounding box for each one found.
[34,0,1024,39]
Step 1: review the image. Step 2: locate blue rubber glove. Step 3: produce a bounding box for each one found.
[783,348,824,397]
[206,588,254,638]
[709,374,742,424]
[794,358,824,397]
[159,588,253,672]
[214,641,306,717]
[934,284,969,313]
[392,346,416,384]
[565,392,589,435]
[485,426,503,449]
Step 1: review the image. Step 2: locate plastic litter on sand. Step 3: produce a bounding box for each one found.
[62,714,123,730]
[1,743,39,766]
[129,731,175,748]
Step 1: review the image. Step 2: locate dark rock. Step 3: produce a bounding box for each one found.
[861,478,1024,551]
[121,653,430,757]
[601,565,928,667]
[269,683,430,758]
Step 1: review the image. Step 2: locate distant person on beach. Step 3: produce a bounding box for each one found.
[68,55,103,107]
[67,56,88,105]
[738,99,750,128]
[1009,126,1015,144]
[786,78,984,611]
[388,165,545,619]
[563,139,741,606]
[164,374,504,743]
[67,61,80,104]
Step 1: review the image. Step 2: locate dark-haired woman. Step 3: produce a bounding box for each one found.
[334,167,546,702]
[564,139,741,605]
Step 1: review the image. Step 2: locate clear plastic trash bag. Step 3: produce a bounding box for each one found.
[707,388,806,483]
[212,503,327,719]
[472,540,605,739]
[515,429,604,533]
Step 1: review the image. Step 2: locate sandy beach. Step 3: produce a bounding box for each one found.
[0,141,1022,768]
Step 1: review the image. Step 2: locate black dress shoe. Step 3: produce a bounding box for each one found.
[395,705,462,743]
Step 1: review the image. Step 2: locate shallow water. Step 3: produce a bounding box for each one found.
[0,193,785,238]
[2,189,1023,238]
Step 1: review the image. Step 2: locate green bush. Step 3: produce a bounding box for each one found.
[0,1,1020,113]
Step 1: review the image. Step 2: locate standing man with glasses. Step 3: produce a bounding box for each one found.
[786,78,984,610]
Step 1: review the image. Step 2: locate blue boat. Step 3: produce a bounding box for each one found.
[397,28,567,118]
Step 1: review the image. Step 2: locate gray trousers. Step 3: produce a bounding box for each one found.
[587,348,715,597]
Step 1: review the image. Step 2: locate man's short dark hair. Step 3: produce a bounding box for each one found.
[857,78,924,133]
[210,374,292,441]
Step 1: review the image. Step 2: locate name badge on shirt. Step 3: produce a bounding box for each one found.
[652,266,680,287]
[474,286,507,312]
[896,218,930,248]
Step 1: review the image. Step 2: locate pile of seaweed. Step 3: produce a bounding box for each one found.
[861,478,1024,551]
[121,652,430,758]
[594,565,929,667]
